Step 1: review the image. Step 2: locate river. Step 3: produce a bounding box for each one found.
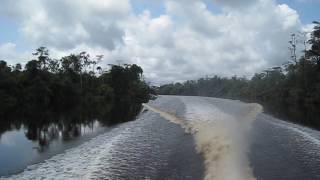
[1,95,320,179]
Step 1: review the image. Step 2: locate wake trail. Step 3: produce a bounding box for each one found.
[143,97,262,180]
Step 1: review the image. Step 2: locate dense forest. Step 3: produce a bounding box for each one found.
[0,47,152,147]
[0,47,151,122]
[158,21,320,128]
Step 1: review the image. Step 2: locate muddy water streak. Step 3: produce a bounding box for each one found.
[144,96,262,180]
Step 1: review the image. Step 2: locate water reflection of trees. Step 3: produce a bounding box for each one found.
[0,103,142,152]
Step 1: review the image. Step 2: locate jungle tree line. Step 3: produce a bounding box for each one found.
[158,21,320,128]
[0,47,151,123]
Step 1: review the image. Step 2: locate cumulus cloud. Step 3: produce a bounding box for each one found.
[0,0,304,84]
[0,0,131,50]
[0,43,17,57]
[114,0,302,83]
[0,43,31,65]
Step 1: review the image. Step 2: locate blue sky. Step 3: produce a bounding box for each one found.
[0,16,30,53]
[278,0,320,23]
[0,17,20,44]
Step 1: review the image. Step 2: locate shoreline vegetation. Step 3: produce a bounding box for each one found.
[157,21,320,129]
[0,47,152,144]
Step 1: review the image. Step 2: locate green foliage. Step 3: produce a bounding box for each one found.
[158,21,320,129]
[0,49,151,124]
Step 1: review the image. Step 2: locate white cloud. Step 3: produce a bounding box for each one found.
[0,0,304,84]
[0,43,31,65]
[1,0,131,50]
[0,43,17,58]
[112,0,302,83]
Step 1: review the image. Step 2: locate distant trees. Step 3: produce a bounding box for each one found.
[0,49,151,124]
[158,21,320,128]
[33,46,50,70]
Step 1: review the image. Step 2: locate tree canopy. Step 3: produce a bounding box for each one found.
[0,49,151,124]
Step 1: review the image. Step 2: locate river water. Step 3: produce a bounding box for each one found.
[1,95,320,179]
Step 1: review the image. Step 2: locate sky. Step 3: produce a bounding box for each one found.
[0,0,319,84]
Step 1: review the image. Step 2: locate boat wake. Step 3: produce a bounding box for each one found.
[144,96,262,180]
[1,96,261,180]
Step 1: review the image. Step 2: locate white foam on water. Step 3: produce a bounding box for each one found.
[144,97,263,180]
[2,96,262,180]
[263,114,320,147]
[0,125,132,180]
